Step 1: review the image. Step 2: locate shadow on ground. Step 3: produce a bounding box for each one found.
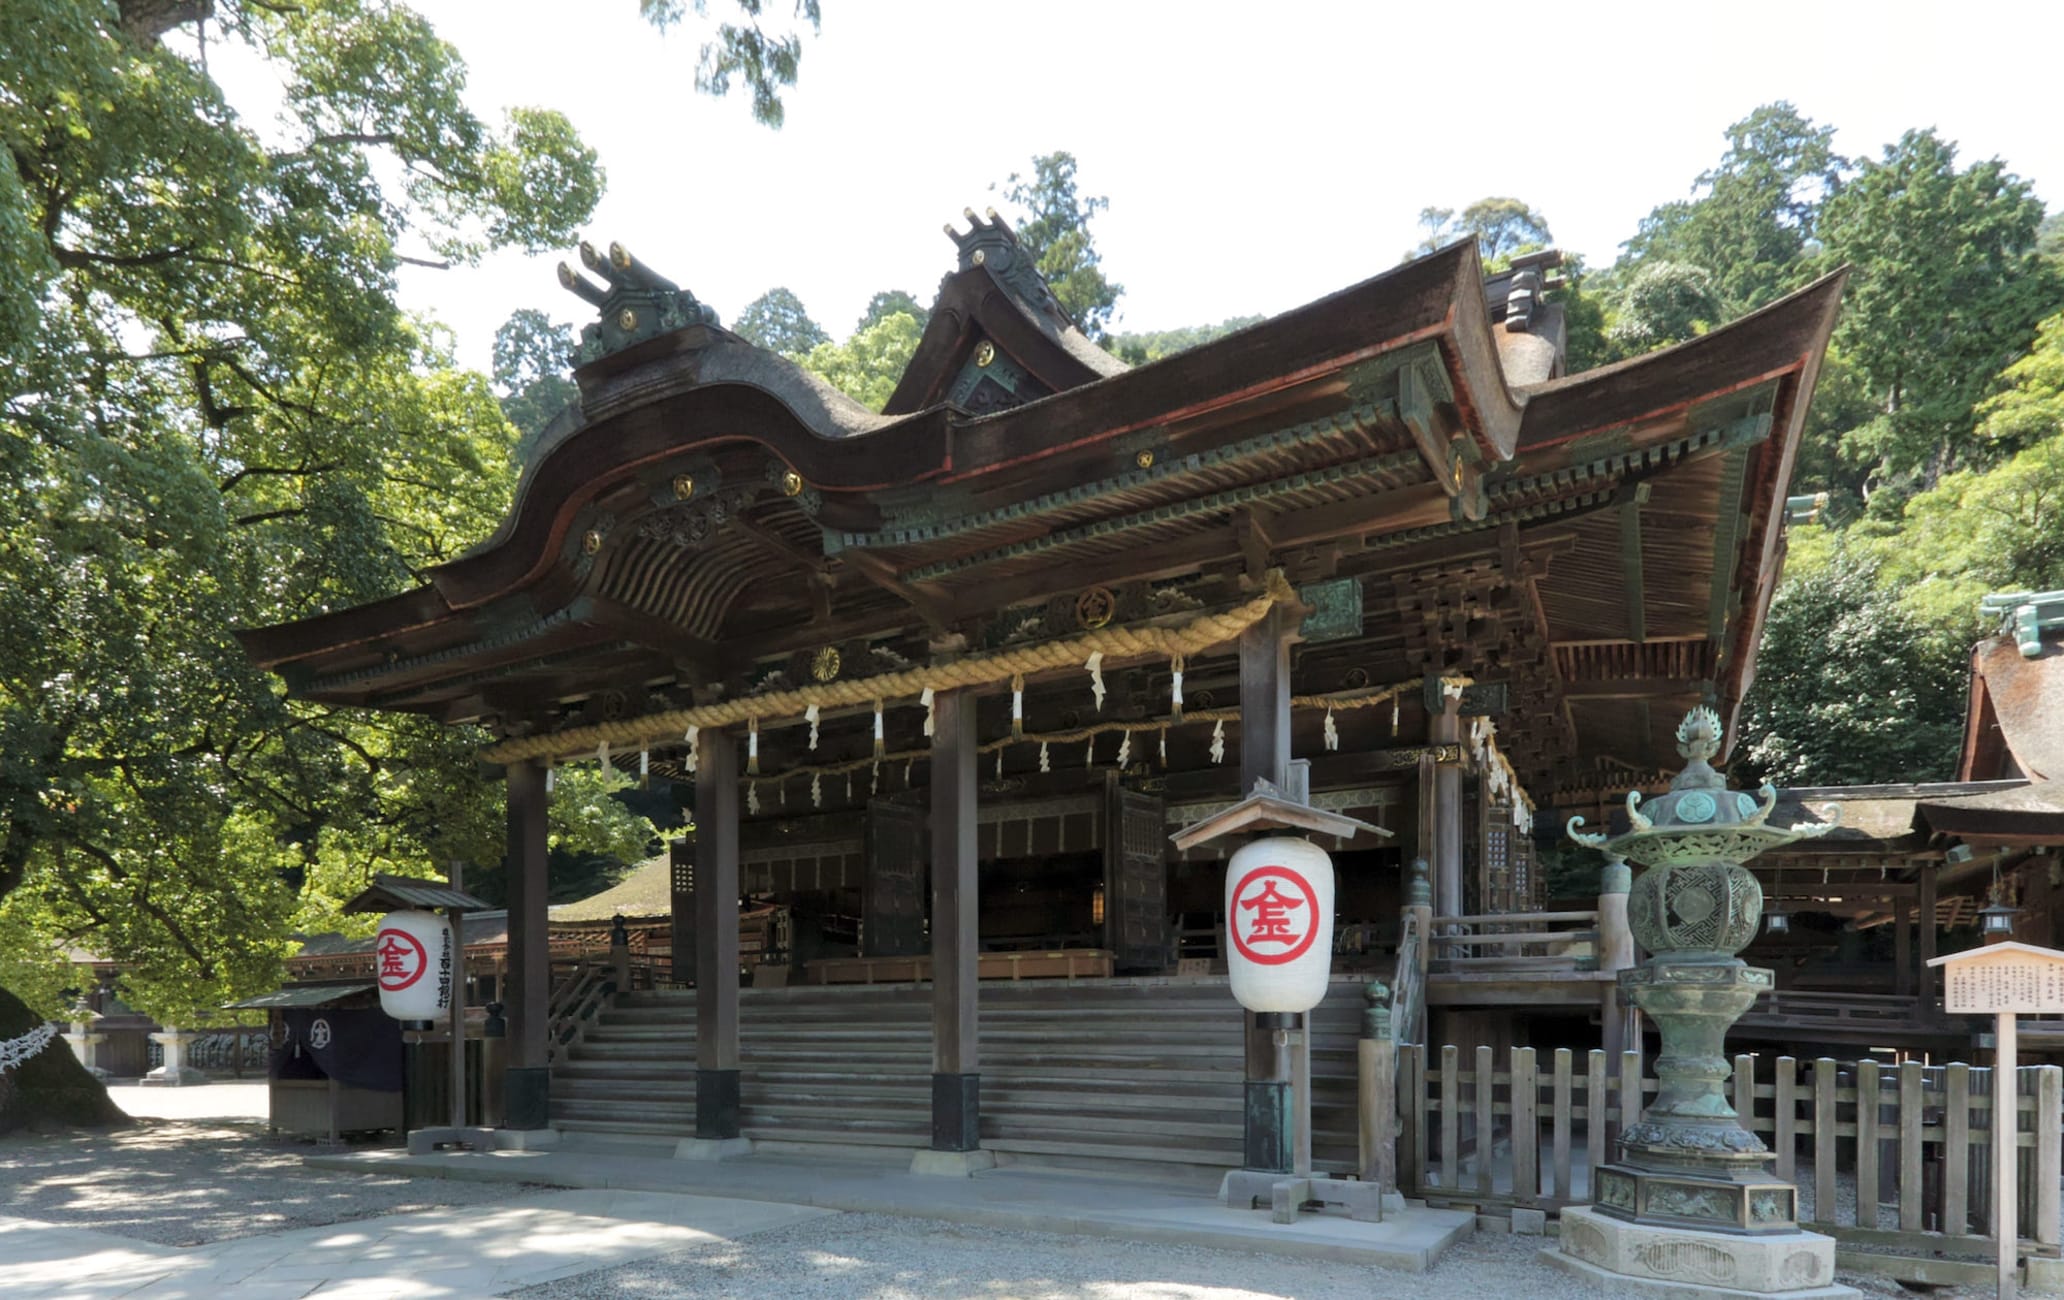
[0,1120,521,1246]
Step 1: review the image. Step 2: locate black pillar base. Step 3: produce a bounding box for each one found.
[931,1072,980,1152]
[1244,1079,1292,1173]
[503,1066,551,1131]
[696,1068,741,1140]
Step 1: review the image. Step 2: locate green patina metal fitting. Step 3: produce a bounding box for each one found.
[558,240,720,365]
[897,446,1426,583]
[839,402,1408,553]
[1981,589,2064,657]
[1297,578,1363,642]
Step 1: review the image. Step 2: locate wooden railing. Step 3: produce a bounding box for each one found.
[1740,990,1930,1031]
[1427,911,1599,973]
[1390,910,1425,1048]
[544,961,617,1065]
[1398,1044,2064,1281]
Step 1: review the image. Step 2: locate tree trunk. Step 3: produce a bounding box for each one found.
[0,984,129,1136]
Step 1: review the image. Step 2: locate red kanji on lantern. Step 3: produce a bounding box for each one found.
[376,929,428,991]
[1229,865,1321,966]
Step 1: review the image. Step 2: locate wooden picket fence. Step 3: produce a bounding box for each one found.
[1398,1044,2063,1259]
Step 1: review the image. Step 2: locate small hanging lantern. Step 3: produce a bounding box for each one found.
[1980,882,2019,939]
[1764,906,1791,937]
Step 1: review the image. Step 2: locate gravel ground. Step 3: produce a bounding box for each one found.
[0,1118,524,1246]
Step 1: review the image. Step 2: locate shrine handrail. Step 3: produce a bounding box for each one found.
[1428,910,1600,974]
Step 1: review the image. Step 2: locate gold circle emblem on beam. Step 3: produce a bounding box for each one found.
[973,341,996,368]
[581,529,603,556]
[671,473,695,500]
[1134,449,1155,469]
[781,470,805,497]
[1075,586,1116,630]
[811,645,842,682]
[618,309,638,332]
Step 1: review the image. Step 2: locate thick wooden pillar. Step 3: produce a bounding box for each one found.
[503,760,551,1129]
[1239,606,1295,1172]
[1239,605,1292,794]
[1894,897,1914,997]
[1430,691,1464,920]
[694,726,742,1140]
[929,689,981,1151]
[1919,864,1938,1008]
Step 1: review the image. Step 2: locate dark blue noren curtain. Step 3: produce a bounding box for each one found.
[276,1009,404,1092]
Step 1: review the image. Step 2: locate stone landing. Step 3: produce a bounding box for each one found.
[1541,1206,1860,1299]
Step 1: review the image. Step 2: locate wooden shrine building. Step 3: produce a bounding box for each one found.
[238,220,1845,1169]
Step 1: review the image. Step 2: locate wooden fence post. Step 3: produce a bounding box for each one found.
[1899,1059,1924,1235]
[1552,1048,1573,1203]
[1513,1046,1538,1205]
[1945,1062,1971,1238]
[1397,1043,1420,1195]
[2038,1065,2061,1253]
[1586,1049,1608,1189]
[1476,1044,1496,1196]
[1775,1056,1798,1183]
[1813,1057,1837,1225]
[1440,1044,1460,1192]
[1856,1058,1881,1231]
[1617,1048,1642,1152]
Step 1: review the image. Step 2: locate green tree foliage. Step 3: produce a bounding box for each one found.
[1818,129,2057,481]
[795,310,923,410]
[1974,309,2064,455]
[637,0,822,128]
[1737,543,1966,787]
[1622,103,1843,317]
[1108,316,1265,366]
[995,153,1124,341]
[493,309,580,443]
[733,286,830,355]
[1604,260,1723,355]
[1410,198,1553,266]
[0,1,657,1061]
[856,289,928,334]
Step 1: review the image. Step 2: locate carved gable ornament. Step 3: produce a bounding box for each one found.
[1928,940,2064,1015]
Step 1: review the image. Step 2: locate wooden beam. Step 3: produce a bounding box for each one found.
[839,548,954,631]
[728,511,832,580]
[1562,677,1706,701]
[570,595,726,678]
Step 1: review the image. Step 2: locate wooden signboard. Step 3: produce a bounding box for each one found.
[1927,940,2064,1300]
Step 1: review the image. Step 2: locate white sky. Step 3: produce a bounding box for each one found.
[362,0,2063,374]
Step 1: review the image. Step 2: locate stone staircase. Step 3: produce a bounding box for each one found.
[549,976,1375,1175]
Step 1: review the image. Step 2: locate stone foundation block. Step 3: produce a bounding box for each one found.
[1511,1207,1547,1235]
[1546,1206,1856,1297]
[491,1127,561,1150]
[909,1148,996,1177]
[675,1137,752,1161]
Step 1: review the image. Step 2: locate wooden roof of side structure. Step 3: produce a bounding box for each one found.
[237,226,1844,802]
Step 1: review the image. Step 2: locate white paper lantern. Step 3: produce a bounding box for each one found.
[1224,837,1335,1013]
[375,910,454,1023]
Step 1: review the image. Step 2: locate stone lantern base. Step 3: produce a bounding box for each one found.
[1544,1206,1858,1298]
